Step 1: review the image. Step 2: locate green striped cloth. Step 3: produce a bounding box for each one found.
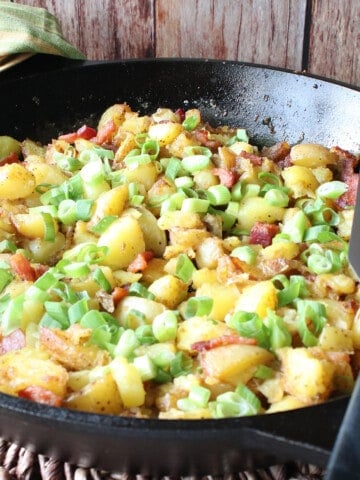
[0,1,86,59]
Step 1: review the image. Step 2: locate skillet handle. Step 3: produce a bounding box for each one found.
[325,375,360,479]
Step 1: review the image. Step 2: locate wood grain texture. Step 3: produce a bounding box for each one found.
[307,0,359,86]
[155,0,306,70]
[15,0,155,59]
[11,0,360,85]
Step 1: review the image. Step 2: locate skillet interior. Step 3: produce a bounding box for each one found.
[0,59,359,475]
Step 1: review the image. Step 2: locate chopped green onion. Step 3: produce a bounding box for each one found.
[68,297,89,324]
[114,329,140,357]
[93,146,115,160]
[152,311,178,342]
[206,184,231,206]
[62,261,91,278]
[135,324,157,345]
[258,171,282,187]
[309,207,339,226]
[316,181,348,199]
[75,199,94,221]
[0,269,12,293]
[307,253,333,274]
[30,205,58,216]
[182,115,200,132]
[209,383,261,418]
[141,140,160,160]
[254,364,274,380]
[264,189,289,207]
[80,159,105,184]
[175,254,196,283]
[58,199,77,224]
[53,151,82,172]
[90,215,117,234]
[1,294,25,335]
[0,240,17,253]
[184,146,212,157]
[226,310,269,349]
[181,155,210,173]
[281,210,308,243]
[184,296,213,318]
[181,198,209,213]
[174,176,194,189]
[169,351,193,377]
[93,267,112,292]
[41,212,56,242]
[275,274,308,307]
[165,157,183,181]
[124,153,152,168]
[265,310,292,351]
[43,301,69,327]
[295,299,327,347]
[188,385,211,407]
[236,128,249,143]
[243,184,261,198]
[128,282,155,300]
[133,354,157,381]
[134,133,149,147]
[230,245,257,265]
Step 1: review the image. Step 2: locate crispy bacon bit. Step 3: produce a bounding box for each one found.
[59,125,98,143]
[249,221,280,247]
[10,253,37,282]
[212,168,238,188]
[239,150,263,166]
[95,119,117,144]
[0,152,20,165]
[191,334,257,352]
[58,132,78,143]
[127,251,154,273]
[18,386,62,407]
[194,129,221,150]
[0,329,26,355]
[261,141,291,163]
[111,286,128,306]
[175,108,185,122]
[333,146,360,207]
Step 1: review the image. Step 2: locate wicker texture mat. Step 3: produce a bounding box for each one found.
[0,440,325,480]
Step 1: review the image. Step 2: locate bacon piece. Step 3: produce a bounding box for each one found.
[58,132,78,143]
[111,286,128,306]
[0,329,26,355]
[95,119,117,144]
[0,152,20,166]
[212,168,238,188]
[249,221,280,247]
[194,129,221,150]
[127,251,154,273]
[239,150,263,166]
[175,108,185,122]
[191,334,257,352]
[333,146,360,207]
[262,142,291,163]
[10,253,37,281]
[18,386,62,407]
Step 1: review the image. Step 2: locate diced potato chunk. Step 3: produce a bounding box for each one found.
[0,163,35,199]
[110,356,145,407]
[237,197,285,231]
[318,324,353,352]
[176,317,231,352]
[196,282,240,322]
[277,347,335,403]
[200,344,273,386]
[235,281,277,318]
[290,143,337,167]
[148,274,188,309]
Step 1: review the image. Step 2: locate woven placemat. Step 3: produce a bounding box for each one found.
[0,440,325,480]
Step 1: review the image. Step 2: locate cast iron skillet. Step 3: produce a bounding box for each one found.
[0,58,359,476]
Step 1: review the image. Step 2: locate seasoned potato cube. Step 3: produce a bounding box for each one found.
[290,143,337,167]
[148,274,188,309]
[0,347,68,397]
[282,165,319,198]
[98,215,145,269]
[89,185,128,226]
[25,155,68,185]
[237,197,285,231]
[200,344,273,386]
[176,317,231,352]
[0,163,35,199]
[12,212,58,239]
[337,209,354,240]
[267,396,308,413]
[195,237,225,269]
[148,122,183,146]
[158,211,204,230]
[65,372,123,414]
[235,281,277,318]
[110,356,145,407]
[121,162,158,191]
[196,282,240,322]
[192,268,218,288]
[136,206,166,257]
[97,103,131,130]
[261,241,299,261]
[114,296,166,327]
[277,347,335,403]
[318,324,353,352]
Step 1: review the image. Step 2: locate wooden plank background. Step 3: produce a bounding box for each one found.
[14,0,360,86]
